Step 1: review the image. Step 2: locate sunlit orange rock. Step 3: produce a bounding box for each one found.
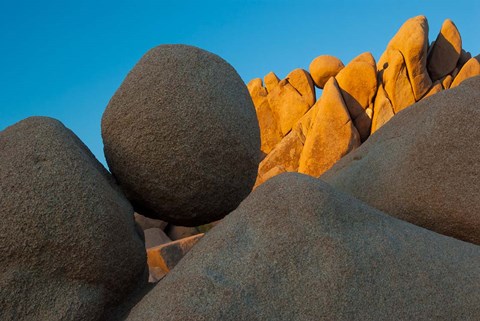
[286,68,316,107]
[385,15,432,100]
[350,52,376,67]
[247,78,282,154]
[147,234,204,282]
[441,74,454,89]
[379,49,416,113]
[298,78,360,177]
[371,84,395,134]
[451,55,480,88]
[335,54,377,141]
[427,19,462,81]
[268,79,311,136]
[309,55,344,89]
[264,71,280,93]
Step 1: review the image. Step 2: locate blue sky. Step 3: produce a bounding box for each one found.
[1,0,479,165]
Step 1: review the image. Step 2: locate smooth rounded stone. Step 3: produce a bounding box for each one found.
[0,117,146,321]
[267,79,311,136]
[308,54,345,89]
[379,49,416,113]
[451,55,480,88]
[427,19,462,81]
[299,78,360,177]
[322,76,480,245]
[335,55,377,141]
[264,71,280,93]
[102,45,260,226]
[144,228,171,249]
[286,68,316,107]
[371,84,395,134]
[126,174,480,321]
[247,78,282,154]
[386,15,432,100]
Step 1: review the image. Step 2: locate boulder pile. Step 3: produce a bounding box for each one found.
[251,16,480,185]
[1,15,479,321]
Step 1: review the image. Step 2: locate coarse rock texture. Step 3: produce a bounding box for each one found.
[427,19,462,81]
[350,52,376,67]
[286,68,316,107]
[335,54,377,141]
[298,78,360,176]
[0,117,147,321]
[379,49,416,113]
[247,78,282,154]
[370,84,395,134]
[134,213,167,231]
[144,228,171,249]
[264,71,280,93]
[126,173,480,321]
[451,55,480,88]
[308,55,344,88]
[322,76,480,245]
[268,79,312,136]
[102,44,260,226]
[385,15,432,100]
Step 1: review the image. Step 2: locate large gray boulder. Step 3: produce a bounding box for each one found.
[322,76,480,245]
[102,44,260,226]
[126,173,480,320]
[0,117,147,321]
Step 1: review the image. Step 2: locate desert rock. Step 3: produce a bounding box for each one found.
[427,19,462,81]
[127,174,480,321]
[308,55,344,88]
[322,76,480,244]
[451,55,480,88]
[0,117,146,321]
[102,45,260,226]
[286,68,316,107]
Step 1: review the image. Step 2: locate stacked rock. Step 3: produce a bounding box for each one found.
[250,16,480,185]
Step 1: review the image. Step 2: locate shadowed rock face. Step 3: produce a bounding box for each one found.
[126,173,480,321]
[0,117,147,321]
[322,76,480,245]
[102,44,260,227]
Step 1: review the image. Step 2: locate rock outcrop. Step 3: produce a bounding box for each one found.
[102,44,260,226]
[322,76,480,245]
[249,16,480,186]
[0,117,146,321]
[126,174,480,320]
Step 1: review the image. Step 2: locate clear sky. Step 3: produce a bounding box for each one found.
[1,0,478,165]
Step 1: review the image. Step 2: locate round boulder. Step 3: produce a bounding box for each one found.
[0,117,146,321]
[309,54,345,89]
[102,44,260,226]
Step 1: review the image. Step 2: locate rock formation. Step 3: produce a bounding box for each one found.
[102,44,261,226]
[250,16,480,186]
[126,174,480,320]
[0,117,146,321]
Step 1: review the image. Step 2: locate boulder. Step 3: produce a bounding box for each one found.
[371,84,395,134]
[451,55,480,88]
[0,117,146,321]
[102,45,260,226]
[350,51,376,67]
[127,173,480,321]
[308,54,344,89]
[427,19,462,81]
[322,77,480,245]
[298,78,360,176]
[385,15,432,100]
[335,55,377,141]
[379,49,416,113]
[441,74,454,89]
[458,49,472,67]
[286,68,316,107]
[264,71,280,93]
[423,80,443,98]
[268,79,311,136]
[247,78,282,154]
